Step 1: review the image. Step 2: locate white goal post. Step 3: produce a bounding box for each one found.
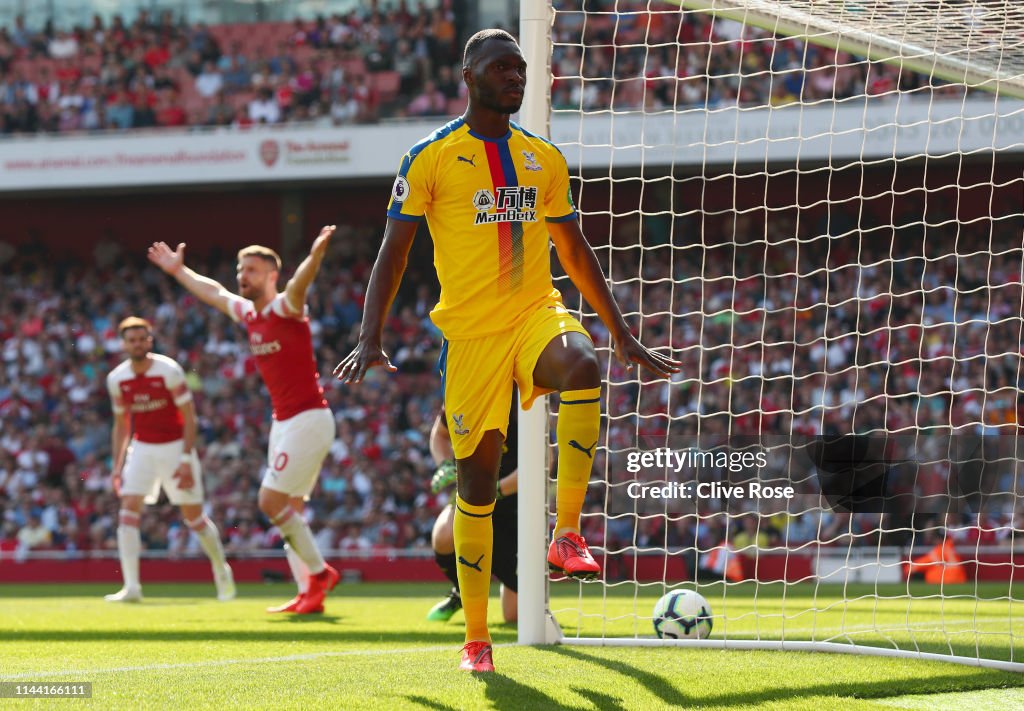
[517,0,1024,673]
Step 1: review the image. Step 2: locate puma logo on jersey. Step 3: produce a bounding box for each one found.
[458,554,484,572]
[457,154,476,167]
[568,439,597,459]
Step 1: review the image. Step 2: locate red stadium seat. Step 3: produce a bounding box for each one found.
[371,71,401,103]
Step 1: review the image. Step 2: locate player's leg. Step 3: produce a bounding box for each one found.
[106,441,165,602]
[265,495,313,614]
[500,585,518,624]
[453,431,502,671]
[179,503,234,601]
[518,304,602,579]
[284,496,311,594]
[426,504,462,622]
[491,496,519,624]
[261,419,309,605]
[259,408,337,614]
[167,449,235,601]
[533,330,601,534]
[106,493,144,602]
[443,333,513,672]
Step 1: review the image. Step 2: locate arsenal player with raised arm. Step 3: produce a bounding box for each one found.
[148,226,339,615]
[106,316,235,603]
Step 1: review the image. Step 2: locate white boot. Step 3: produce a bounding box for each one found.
[104,587,143,603]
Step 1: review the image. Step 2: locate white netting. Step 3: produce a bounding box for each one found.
[541,0,1024,670]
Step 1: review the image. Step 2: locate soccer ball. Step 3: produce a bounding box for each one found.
[652,589,713,639]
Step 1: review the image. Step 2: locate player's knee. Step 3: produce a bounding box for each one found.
[257,487,288,518]
[120,495,144,514]
[560,346,601,391]
[455,433,502,505]
[432,506,455,553]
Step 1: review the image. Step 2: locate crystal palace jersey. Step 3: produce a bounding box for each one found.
[387,118,577,340]
[226,293,328,421]
[106,353,192,444]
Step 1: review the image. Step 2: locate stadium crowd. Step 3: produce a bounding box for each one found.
[0,195,1020,563]
[0,2,967,136]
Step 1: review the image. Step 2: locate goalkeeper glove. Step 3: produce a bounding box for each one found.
[430,459,457,493]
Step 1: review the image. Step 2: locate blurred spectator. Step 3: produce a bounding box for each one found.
[248,86,281,124]
[407,79,446,117]
[195,60,224,98]
[17,514,52,550]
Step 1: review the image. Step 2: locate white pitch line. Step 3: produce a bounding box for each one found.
[0,644,514,681]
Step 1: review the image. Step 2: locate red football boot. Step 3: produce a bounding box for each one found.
[266,593,309,614]
[293,564,339,614]
[547,531,601,580]
[459,641,495,672]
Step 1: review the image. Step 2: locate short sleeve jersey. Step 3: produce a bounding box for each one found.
[387,118,577,340]
[107,353,192,444]
[225,293,328,421]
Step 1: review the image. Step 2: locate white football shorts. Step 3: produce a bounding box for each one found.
[121,439,204,506]
[260,407,336,498]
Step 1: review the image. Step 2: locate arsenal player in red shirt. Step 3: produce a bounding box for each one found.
[148,227,339,614]
[106,317,234,603]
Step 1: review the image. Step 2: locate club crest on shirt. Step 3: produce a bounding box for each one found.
[522,151,542,171]
[452,413,470,436]
[392,176,410,202]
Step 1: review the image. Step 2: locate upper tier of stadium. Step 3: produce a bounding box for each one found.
[0,3,973,136]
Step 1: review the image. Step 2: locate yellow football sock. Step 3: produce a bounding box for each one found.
[554,387,601,536]
[453,495,495,643]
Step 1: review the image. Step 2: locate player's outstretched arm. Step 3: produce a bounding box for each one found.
[334,218,418,384]
[284,225,336,312]
[147,241,236,318]
[548,220,681,377]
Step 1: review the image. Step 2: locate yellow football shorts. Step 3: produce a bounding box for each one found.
[440,299,591,459]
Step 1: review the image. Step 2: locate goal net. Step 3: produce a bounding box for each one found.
[518,0,1024,672]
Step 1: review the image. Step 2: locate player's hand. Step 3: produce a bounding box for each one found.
[430,460,457,493]
[111,470,123,497]
[310,225,336,260]
[333,341,398,384]
[173,462,195,490]
[612,330,681,378]
[148,241,186,275]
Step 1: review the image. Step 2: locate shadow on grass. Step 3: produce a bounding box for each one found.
[571,686,628,711]
[478,669,566,711]
[402,695,460,710]
[545,645,1024,708]
[543,646,691,707]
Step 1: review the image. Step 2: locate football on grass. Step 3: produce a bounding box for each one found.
[653,589,713,639]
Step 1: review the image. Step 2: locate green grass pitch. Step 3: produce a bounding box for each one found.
[1,581,1022,709]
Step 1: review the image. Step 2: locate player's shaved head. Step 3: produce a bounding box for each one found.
[463,29,518,69]
[118,316,152,338]
[237,245,281,271]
